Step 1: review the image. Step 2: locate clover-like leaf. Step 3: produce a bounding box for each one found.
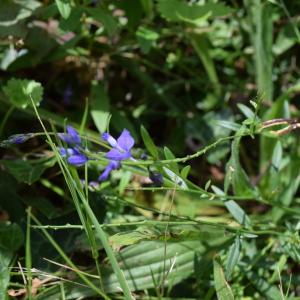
[3,78,43,108]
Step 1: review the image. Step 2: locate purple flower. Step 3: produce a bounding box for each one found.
[8,133,34,144]
[58,125,81,145]
[99,129,134,181]
[61,148,88,166]
[58,125,88,166]
[102,129,134,161]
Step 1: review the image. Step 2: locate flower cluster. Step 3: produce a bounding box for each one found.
[58,126,135,182]
[58,125,88,166]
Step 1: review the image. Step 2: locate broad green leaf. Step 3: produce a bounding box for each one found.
[59,7,83,31]
[1,158,55,185]
[36,240,208,299]
[140,125,158,159]
[55,0,71,19]
[213,258,234,300]
[157,0,234,23]
[225,236,241,279]
[0,0,40,26]
[0,171,25,222]
[0,223,23,252]
[90,82,110,134]
[3,78,43,108]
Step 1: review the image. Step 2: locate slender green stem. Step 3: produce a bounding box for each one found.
[25,207,32,300]
[31,219,288,237]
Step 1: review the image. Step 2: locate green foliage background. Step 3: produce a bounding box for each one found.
[0,0,300,299]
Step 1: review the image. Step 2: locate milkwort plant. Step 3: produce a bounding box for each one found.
[1,0,300,299]
[57,125,137,183]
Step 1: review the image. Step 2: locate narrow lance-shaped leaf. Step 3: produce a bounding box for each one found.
[90,82,110,133]
[214,257,235,300]
[225,236,241,279]
[140,125,159,159]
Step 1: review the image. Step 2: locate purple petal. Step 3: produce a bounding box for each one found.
[67,125,81,144]
[59,147,76,157]
[98,161,120,181]
[102,132,118,148]
[117,129,134,151]
[67,154,88,166]
[58,133,74,144]
[105,148,131,161]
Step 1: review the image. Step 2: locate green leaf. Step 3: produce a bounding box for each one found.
[224,200,251,228]
[246,0,273,101]
[237,103,255,119]
[136,26,159,54]
[271,141,282,170]
[181,165,191,179]
[90,82,110,134]
[225,236,241,279]
[189,34,220,96]
[0,223,23,298]
[59,7,83,31]
[36,240,208,299]
[213,257,235,300]
[118,170,132,195]
[157,0,234,24]
[109,229,157,250]
[139,0,153,18]
[140,125,158,159]
[0,0,41,26]
[163,167,188,189]
[225,127,257,197]
[1,158,55,185]
[85,7,118,36]
[3,78,43,109]
[0,171,25,222]
[164,146,179,173]
[216,120,241,132]
[55,0,71,19]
